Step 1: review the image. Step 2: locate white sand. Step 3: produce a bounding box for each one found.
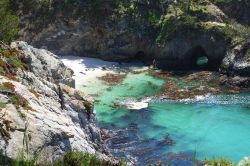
[61,56,147,89]
[61,56,120,89]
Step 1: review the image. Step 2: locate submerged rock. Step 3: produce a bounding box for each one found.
[219,75,250,89]
[238,156,250,166]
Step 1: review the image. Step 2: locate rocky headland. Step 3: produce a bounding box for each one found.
[0,41,116,164]
[12,1,250,77]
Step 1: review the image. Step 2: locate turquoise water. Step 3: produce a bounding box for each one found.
[150,99,250,161]
[81,71,250,165]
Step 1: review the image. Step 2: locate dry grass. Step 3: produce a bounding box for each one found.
[29,89,40,99]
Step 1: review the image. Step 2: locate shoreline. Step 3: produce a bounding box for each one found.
[61,56,147,89]
[61,56,119,89]
[61,56,249,110]
[60,55,250,165]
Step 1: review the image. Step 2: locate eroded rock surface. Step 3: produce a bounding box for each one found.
[12,1,250,77]
[0,42,114,163]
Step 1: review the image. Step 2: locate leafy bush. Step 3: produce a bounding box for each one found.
[204,19,250,42]
[211,0,235,6]
[203,158,235,166]
[0,46,28,77]
[0,151,127,166]
[0,0,19,43]
[115,0,208,45]
[155,13,200,45]
[0,102,6,109]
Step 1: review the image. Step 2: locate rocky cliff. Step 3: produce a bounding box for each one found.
[211,0,250,25]
[12,0,250,77]
[0,41,114,163]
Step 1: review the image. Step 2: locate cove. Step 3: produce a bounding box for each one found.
[62,57,250,165]
[82,71,250,165]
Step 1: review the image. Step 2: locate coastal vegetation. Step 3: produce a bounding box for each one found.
[0,45,29,110]
[0,0,19,43]
[0,151,127,166]
[2,0,250,46]
[114,0,250,45]
[0,150,244,166]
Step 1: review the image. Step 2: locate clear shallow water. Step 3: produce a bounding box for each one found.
[81,71,250,165]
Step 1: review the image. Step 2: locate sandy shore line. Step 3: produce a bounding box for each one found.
[61,56,121,89]
[61,56,152,110]
[61,56,147,89]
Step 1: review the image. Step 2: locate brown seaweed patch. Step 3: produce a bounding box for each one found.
[150,71,241,100]
[98,73,127,85]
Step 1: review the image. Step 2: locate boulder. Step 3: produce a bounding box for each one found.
[220,40,250,77]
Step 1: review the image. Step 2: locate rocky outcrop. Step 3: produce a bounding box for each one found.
[220,39,250,77]
[10,41,75,87]
[145,32,227,70]
[13,0,250,76]
[17,12,228,70]
[0,42,114,163]
[212,0,250,25]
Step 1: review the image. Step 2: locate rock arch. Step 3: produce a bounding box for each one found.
[135,51,145,60]
[186,46,210,70]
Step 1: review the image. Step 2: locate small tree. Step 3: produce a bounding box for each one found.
[186,0,192,12]
[0,0,19,43]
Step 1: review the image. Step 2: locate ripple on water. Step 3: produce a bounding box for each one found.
[154,93,250,105]
[80,68,250,165]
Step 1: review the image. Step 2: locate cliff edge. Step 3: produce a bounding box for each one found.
[0,41,115,163]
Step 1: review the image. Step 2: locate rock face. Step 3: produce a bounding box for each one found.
[17,12,227,70]
[19,19,142,62]
[14,1,250,76]
[0,42,113,163]
[11,41,75,87]
[220,40,250,77]
[213,0,250,25]
[146,34,227,70]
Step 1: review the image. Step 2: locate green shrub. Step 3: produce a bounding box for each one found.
[55,151,127,166]
[115,1,208,45]
[0,66,4,75]
[0,151,127,166]
[0,47,28,76]
[0,102,6,109]
[203,158,235,166]
[0,0,19,43]
[211,0,235,6]
[155,13,200,45]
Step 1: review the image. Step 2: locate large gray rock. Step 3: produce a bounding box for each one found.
[0,42,115,163]
[11,41,75,87]
[220,40,250,76]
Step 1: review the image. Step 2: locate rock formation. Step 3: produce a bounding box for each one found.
[0,42,114,163]
[12,0,250,77]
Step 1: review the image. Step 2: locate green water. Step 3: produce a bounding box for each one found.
[83,72,164,126]
[81,71,250,165]
[196,56,208,66]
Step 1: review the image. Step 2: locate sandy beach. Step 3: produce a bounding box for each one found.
[61,56,151,110]
[61,56,147,89]
[61,56,120,89]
